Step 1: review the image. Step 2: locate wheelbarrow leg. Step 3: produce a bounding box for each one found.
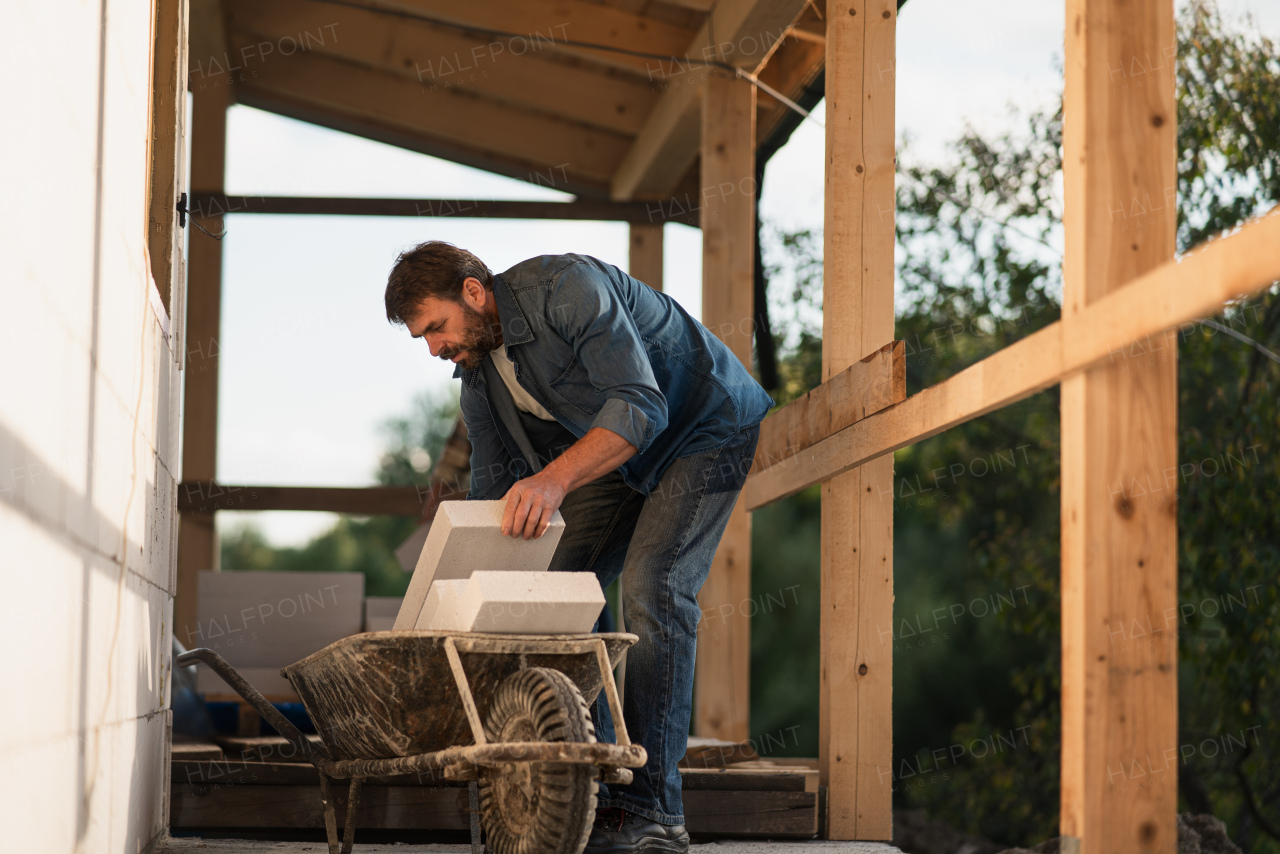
[468,780,485,854]
[318,773,361,854]
[342,778,363,854]
[318,773,341,854]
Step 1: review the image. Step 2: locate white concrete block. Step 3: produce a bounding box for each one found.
[416,579,468,631]
[394,501,565,630]
[363,596,402,632]
[456,571,604,634]
[196,571,364,667]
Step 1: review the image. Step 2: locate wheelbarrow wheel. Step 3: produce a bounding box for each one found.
[478,667,599,854]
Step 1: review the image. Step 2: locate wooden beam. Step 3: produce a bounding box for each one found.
[146,0,189,312]
[695,72,756,742]
[231,39,632,196]
[742,207,1280,509]
[185,194,697,225]
[611,0,812,199]
[820,0,895,841]
[753,24,825,147]
[188,0,230,94]
[754,341,904,469]
[177,483,428,517]
[629,223,666,290]
[220,0,661,137]
[1061,1,1179,852]
[381,0,698,78]
[176,82,229,649]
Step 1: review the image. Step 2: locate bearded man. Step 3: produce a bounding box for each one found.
[384,242,772,854]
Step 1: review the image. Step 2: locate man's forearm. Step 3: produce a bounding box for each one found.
[500,427,637,539]
[543,427,638,493]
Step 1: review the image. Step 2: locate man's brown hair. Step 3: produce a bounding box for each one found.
[384,241,494,325]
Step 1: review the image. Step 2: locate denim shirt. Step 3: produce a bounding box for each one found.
[456,254,774,498]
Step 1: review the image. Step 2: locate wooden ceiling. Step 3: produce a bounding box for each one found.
[189,0,827,200]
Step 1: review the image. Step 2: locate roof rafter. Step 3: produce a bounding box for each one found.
[364,0,698,77]
[223,0,661,137]
[610,0,813,200]
[229,35,633,195]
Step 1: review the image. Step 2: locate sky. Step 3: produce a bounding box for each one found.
[208,0,1280,549]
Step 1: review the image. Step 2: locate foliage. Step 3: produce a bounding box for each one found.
[751,2,1280,849]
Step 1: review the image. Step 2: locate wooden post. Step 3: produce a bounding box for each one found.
[694,71,755,742]
[146,0,188,313]
[1060,1,1178,852]
[175,82,229,648]
[820,0,896,840]
[628,223,664,291]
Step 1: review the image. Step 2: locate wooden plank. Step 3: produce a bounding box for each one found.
[170,777,815,836]
[694,72,756,743]
[185,194,695,225]
[170,783,471,829]
[683,790,818,837]
[176,81,229,649]
[1060,1,1179,852]
[754,340,904,469]
[819,0,896,841]
[628,223,665,291]
[178,483,428,516]
[173,759,462,788]
[171,741,223,761]
[211,736,327,764]
[611,0,812,199]
[385,0,698,78]
[681,767,817,791]
[145,0,188,312]
[221,0,660,136]
[681,736,760,768]
[231,39,632,197]
[172,759,813,791]
[742,206,1280,509]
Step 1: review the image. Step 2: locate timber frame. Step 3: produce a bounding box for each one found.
[167,0,1280,849]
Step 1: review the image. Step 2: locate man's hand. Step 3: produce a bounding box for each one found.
[500,427,638,539]
[501,470,568,540]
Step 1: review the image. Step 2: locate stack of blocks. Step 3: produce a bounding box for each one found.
[393,500,604,634]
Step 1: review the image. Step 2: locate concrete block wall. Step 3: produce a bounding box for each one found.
[0,1,182,851]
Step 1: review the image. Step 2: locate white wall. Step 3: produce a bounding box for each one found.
[0,1,179,851]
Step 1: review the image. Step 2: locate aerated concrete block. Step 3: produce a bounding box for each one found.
[416,579,468,631]
[196,571,365,667]
[394,500,565,630]
[455,571,605,634]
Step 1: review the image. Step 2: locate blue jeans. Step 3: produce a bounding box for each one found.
[546,425,760,825]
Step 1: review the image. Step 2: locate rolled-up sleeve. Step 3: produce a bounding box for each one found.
[460,386,516,500]
[546,262,668,453]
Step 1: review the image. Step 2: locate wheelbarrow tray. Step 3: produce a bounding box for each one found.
[281,631,636,762]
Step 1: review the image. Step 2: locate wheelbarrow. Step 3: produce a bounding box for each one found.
[177,631,645,854]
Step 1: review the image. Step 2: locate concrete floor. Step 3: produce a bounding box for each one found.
[156,837,904,853]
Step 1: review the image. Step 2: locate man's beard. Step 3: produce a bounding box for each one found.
[440,302,501,370]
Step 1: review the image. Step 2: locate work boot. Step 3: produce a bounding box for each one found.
[583,807,690,854]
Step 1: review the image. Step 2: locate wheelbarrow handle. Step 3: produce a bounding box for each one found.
[177,648,327,763]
